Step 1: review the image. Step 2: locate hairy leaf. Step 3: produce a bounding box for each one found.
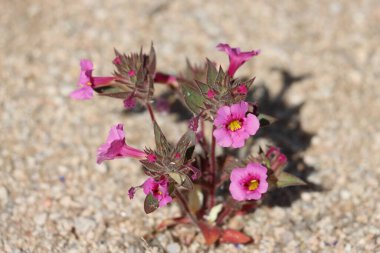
[276,172,306,188]
[206,59,218,86]
[181,84,205,114]
[153,122,172,156]
[144,194,159,214]
[173,130,196,163]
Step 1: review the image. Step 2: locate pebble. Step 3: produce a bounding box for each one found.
[34,213,47,226]
[167,243,181,253]
[0,186,8,207]
[74,217,96,234]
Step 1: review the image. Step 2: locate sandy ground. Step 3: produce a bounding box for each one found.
[1,0,380,252]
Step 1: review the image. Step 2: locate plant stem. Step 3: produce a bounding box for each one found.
[209,127,216,208]
[145,102,156,123]
[174,189,199,227]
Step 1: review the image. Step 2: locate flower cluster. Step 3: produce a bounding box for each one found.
[70,43,305,245]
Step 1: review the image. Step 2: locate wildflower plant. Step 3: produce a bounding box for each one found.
[71,43,306,245]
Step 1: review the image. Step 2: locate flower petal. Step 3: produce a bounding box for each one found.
[230,101,248,119]
[214,106,231,127]
[143,178,155,195]
[244,113,260,135]
[213,128,232,147]
[70,86,93,100]
[80,59,93,71]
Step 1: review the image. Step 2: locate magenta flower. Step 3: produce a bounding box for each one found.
[213,101,260,148]
[70,59,115,100]
[97,124,146,164]
[128,187,136,200]
[128,70,136,77]
[236,84,248,95]
[123,96,136,109]
[143,178,172,207]
[217,43,260,77]
[113,56,122,65]
[207,89,216,99]
[154,72,177,86]
[146,153,157,163]
[229,163,268,201]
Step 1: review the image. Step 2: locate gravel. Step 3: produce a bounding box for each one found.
[1,0,380,252]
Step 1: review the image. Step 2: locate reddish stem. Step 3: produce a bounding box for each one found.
[145,102,156,123]
[209,127,217,208]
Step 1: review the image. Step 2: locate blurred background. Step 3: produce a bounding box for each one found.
[0,0,379,252]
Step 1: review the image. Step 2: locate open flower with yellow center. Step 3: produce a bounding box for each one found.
[229,163,268,201]
[213,101,260,148]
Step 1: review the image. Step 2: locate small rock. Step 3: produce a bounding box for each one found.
[34,213,47,226]
[167,243,180,253]
[75,217,96,234]
[0,186,9,207]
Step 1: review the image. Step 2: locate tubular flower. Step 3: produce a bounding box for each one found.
[97,124,146,164]
[216,43,260,77]
[229,163,268,201]
[213,101,260,148]
[143,178,172,207]
[70,59,115,100]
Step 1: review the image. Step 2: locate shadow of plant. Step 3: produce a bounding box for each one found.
[250,67,323,207]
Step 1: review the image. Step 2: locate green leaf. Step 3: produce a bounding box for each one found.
[195,80,209,93]
[276,172,306,188]
[258,114,277,127]
[144,194,159,214]
[153,122,172,156]
[215,66,225,85]
[181,84,205,114]
[206,59,217,85]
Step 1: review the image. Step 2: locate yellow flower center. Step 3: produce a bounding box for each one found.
[86,81,92,86]
[228,120,242,131]
[248,180,259,191]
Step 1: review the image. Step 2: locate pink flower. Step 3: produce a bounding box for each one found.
[213,101,260,148]
[97,124,146,164]
[123,96,136,109]
[128,70,136,77]
[113,56,122,65]
[217,43,260,77]
[229,163,268,201]
[207,89,216,99]
[146,153,157,163]
[236,84,248,95]
[154,72,177,86]
[143,178,172,207]
[70,59,115,100]
[128,187,136,199]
